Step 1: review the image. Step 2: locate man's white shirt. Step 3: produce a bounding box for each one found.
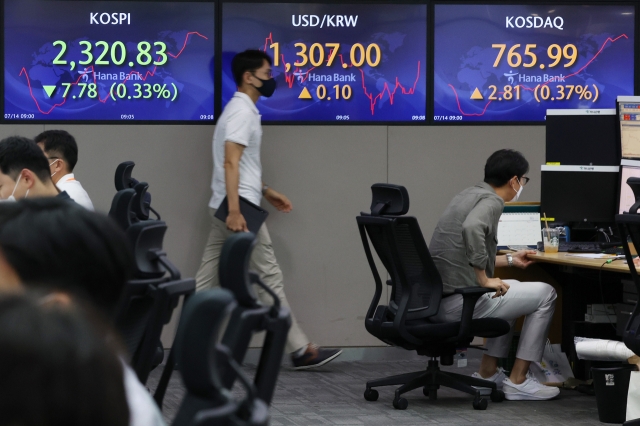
[209,92,263,209]
[56,173,94,211]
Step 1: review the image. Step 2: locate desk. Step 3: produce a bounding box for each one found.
[526,251,632,378]
[528,252,632,274]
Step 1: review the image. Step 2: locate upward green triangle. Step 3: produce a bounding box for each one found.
[43,85,56,98]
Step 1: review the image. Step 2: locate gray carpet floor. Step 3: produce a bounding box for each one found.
[147,355,610,425]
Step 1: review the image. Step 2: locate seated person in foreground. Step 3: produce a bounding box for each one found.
[35,130,94,210]
[0,136,68,202]
[0,294,129,426]
[0,198,165,426]
[429,149,559,401]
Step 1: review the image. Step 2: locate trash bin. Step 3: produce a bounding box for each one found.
[592,366,634,424]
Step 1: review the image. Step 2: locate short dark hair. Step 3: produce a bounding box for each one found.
[34,130,79,171]
[232,49,272,87]
[0,198,133,318]
[0,136,51,182]
[484,149,530,187]
[0,294,129,426]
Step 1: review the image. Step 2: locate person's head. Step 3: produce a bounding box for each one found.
[231,49,275,100]
[0,294,129,426]
[484,149,530,202]
[0,198,133,318]
[0,136,58,200]
[34,130,78,184]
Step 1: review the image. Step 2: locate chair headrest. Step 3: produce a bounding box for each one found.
[115,161,136,191]
[219,233,260,308]
[369,184,409,216]
[175,289,236,395]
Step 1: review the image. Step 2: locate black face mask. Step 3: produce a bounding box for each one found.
[252,75,277,98]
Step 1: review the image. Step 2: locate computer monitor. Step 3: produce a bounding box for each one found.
[540,165,619,224]
[618,96,640,159]
[546,109,619,166]
[619,160,640,214]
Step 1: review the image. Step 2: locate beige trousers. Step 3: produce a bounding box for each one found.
[195,209,309,353]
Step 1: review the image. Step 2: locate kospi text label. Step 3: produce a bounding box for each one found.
[90,13,131,25]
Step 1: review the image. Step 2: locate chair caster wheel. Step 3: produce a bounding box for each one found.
[490,390,505,402]
[364,388,379,402]
[473,396,488,410]
[393,397,408,410]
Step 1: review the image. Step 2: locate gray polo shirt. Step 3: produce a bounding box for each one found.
[429,182,505,295]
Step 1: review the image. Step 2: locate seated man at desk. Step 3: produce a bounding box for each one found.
[429,149,559,401]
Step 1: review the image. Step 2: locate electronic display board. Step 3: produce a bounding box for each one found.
[434,4,634,123]
[222,3,427,122]
[3,0,215,122]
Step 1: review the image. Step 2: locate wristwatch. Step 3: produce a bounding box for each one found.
[261,185,269,195]
[506,253,513,267]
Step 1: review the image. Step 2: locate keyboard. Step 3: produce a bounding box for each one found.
[537,241,625,254]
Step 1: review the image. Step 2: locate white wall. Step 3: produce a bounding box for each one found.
[0,123,544,346]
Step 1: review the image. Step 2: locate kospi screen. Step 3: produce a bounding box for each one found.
[433,4,635,123]
[221,3,427,122]
[3,0,215,122]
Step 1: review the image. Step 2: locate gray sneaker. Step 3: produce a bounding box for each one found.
[503,373,560,400]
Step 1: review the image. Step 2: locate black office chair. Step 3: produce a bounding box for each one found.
[617,177,640,357]
[109,167,195,384]
[218,233,291,405]
[171,288,269,426]
[357,183,510,410]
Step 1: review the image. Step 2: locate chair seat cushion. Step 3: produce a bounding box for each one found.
[405,317,510,340]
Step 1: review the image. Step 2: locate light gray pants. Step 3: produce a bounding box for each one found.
[433,280,557,362]
[195,209,310,354]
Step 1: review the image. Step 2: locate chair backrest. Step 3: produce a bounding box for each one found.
[616,211,640,356]
[172,289,268,426]
[218,233,291,405]
[115,278,195,384]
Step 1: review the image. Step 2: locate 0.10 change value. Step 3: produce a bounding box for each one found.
[52,40,169,70]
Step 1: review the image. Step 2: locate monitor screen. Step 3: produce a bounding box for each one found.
[619,98,640,159]
[546,109,619,166]
[433,4,635,123]
[221,3,427,122]
[619,164,640,214]
[3,0,215,122]
[540,166,619,223]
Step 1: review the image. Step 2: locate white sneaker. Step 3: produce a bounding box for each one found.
[502,373,560,401]
[471,367,507,391]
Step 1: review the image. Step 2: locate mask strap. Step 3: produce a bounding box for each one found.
[10,173,22,198]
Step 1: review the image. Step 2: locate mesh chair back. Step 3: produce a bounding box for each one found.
[360,215,442,320]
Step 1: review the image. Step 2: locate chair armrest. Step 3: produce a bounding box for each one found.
[453,287,494,340]
[454,287,494,296]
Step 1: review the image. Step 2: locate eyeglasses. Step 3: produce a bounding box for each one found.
[520,177,530,186]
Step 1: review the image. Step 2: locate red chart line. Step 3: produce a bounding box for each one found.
[448,34,628,117]
[262,32,422,115]
[19,31,208,115]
